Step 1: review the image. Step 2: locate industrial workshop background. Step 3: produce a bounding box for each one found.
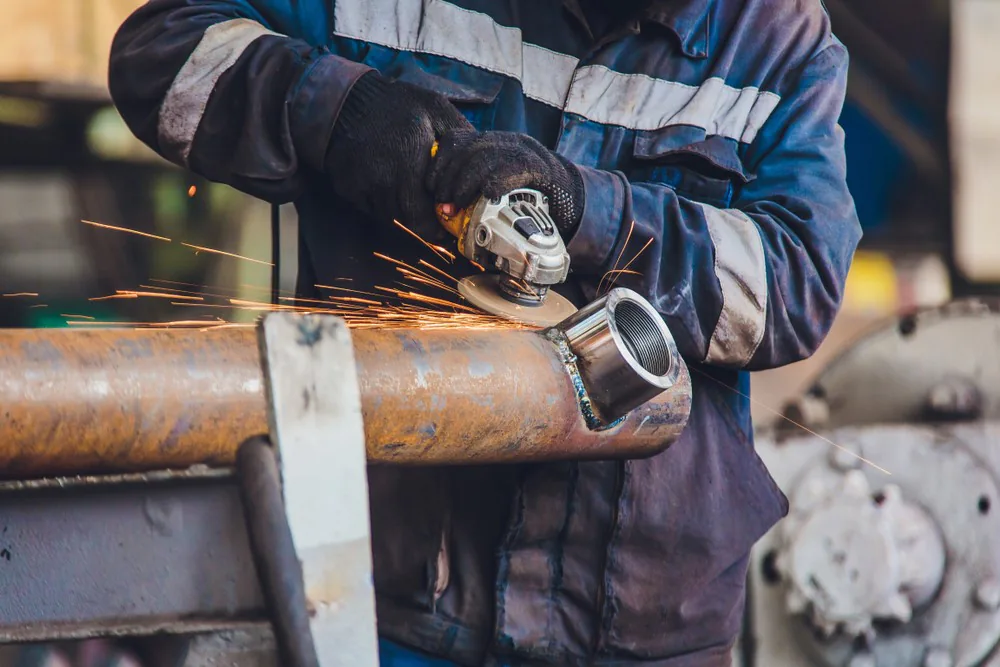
[0,0,976,417]
[1,0,1000,666]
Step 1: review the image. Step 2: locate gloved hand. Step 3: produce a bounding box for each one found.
[427,130,585,236]
[325,72,473,240]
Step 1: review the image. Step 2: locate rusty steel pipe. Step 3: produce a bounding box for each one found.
[0,325,691,477]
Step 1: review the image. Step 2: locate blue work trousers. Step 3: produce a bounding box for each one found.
[380,639,459,666]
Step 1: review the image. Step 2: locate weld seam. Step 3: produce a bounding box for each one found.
[542,328,625,432]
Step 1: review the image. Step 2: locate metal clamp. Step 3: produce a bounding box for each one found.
[247,313,379,667]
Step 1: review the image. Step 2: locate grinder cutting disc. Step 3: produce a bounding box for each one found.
[459,275,577,327]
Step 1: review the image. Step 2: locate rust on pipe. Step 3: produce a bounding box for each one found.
[355,328,690,463]
[0,327,690,477]
[0,328,265,477]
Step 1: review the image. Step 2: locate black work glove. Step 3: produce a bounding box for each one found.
[427,130,586,236]
[326,72,474,240]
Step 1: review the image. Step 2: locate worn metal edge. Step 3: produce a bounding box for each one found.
[0,465,235,494]
[0,618,269,644]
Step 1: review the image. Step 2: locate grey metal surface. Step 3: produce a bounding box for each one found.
[776,471,945,637]
[778,300,1000,431]
[181,626,279,667]
[552,287,682,424]
[0,472,264,642]
[745,422,1000,667]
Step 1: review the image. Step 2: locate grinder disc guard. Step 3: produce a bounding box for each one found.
[459,275,577,327]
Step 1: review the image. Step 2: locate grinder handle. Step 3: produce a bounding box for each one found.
[430,140,476,250]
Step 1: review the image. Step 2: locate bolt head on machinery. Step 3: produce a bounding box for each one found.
[456,189,576,326]
[775,469,946,639]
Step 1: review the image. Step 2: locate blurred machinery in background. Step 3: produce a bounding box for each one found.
[738,301,1000,666]
[0,1,270,329]
[735,2,1000,662]
[831,0,951,254]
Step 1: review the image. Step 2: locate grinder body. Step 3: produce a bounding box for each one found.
[441,188,577,325]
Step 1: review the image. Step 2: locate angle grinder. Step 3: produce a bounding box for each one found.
[437,188,578,327]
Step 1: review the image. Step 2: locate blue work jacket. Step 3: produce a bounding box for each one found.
[109,1,861,665]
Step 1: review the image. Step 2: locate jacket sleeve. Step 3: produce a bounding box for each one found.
[566,42,862,371]
[108,0,372,203]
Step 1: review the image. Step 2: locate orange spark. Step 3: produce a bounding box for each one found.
[599,269,642,281]
[599,221,635,295]
[3,292,38,297]
[375,253,450,288]
[140,284,205,296]
[606,238,652,286]
[148,278,228,292]
[141,283,243,303]
[68,318,227,329]
[227,298,317,313]
[393,220,456,263]
[82,220,171,242]
[276,295,352,308]
[328,296,383,306]
[394,290,479,312]
[200,323,255,332]
[418,260,459,284]
[89,293,138,302]
[396,267,453,293]
[181,243,273,266]
[159,318,226,327]
[188,185,197,197]
[125,290,203,301]
[508,278,541,297]
[402,274,462,297]
[315,284,387,299]
[89,290,204,302]
[599,224,652,295]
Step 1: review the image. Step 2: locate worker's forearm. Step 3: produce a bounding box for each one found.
[567,44,861,371]
[568,171,858,371]
[108,0,371,204]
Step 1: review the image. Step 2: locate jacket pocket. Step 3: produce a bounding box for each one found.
[368,466,453,611]
[601,374,787,659]
[706,377,790,532]
[630,126,751,208]
[383,53,505,127]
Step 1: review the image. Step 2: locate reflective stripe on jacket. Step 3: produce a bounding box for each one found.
[109,1,861,664]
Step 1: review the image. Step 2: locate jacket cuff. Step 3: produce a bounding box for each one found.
[289,53,373,172]
[566,165,626,271]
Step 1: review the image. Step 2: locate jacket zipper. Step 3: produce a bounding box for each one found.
[594,460,625,654]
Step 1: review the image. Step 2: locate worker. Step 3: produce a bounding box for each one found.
[108,1,861,665]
